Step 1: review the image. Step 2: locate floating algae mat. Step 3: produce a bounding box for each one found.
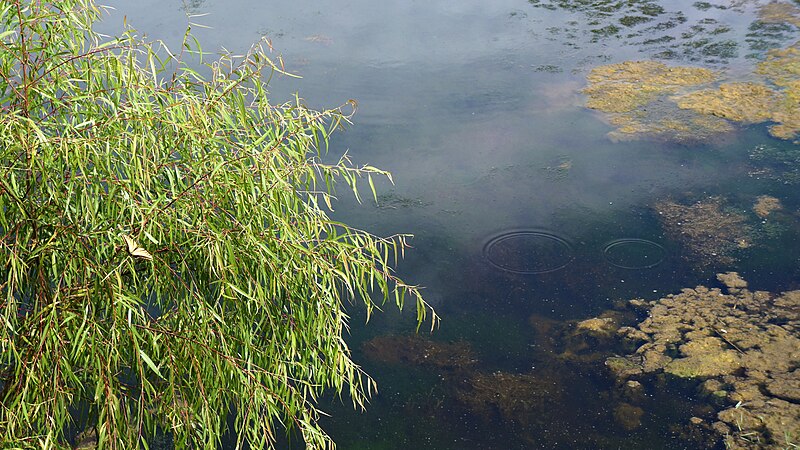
[584,52,800,143]
[582,61,733,142]
[606,273,800,450]
[583,2,800,144]
[677,44,800,141]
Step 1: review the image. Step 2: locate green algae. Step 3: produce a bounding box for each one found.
[456,371,565,427]
[676,82,781,123]
[619,15,652,27]
[584,61,717,111]
[582,61,735,141]
[613,403,645,431]
[673,42,800,141]
[585,50,800,142]
[527,0,745,64]
[664,337,742,378]
[675,4,800,141]
[749,143,800,184]
[758,1,800,28]
[608,273,800,449]
[655,197,753,266]
[582,1,800,143]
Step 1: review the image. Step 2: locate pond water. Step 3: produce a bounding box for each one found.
[100,1,800,448]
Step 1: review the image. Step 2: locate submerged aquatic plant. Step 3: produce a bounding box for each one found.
[655,197,753,266]
[750,143,800,184]
[0,1,435,448]
[753,195,783,218]
[608,273,800,450]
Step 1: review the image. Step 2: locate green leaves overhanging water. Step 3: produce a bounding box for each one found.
[0,1,436,448]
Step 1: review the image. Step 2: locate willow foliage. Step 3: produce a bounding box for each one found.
[0,1,436,448]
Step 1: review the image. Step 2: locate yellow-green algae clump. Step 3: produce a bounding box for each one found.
[585,1,800,143]
[758,1,800,28]
[673,3,800,142]
[607,273,800,449]
[753,195,782,218]
[677,43,800,141]
[754,41,800,140]
[584,61,718,112]
[676,82,781,124]
[583,61,733,142]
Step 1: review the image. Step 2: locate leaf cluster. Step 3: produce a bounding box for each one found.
[0,1,436,448]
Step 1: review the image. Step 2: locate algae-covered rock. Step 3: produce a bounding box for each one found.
[607,274,800,449]
[606,355,645,378]
[717,272,748,292]
[576,317,619,337]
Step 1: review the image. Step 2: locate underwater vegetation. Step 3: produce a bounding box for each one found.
[655,197,753,266]
[361,334,569,443]
[753,195,782,218]
[455,371,565,434]
[749,143,800,184]
[374,191,433,210]
[540,156,573,180]
[606,273,800,450]
[361,312,715,447]
[361,335,478,370]
[525,0,773,64]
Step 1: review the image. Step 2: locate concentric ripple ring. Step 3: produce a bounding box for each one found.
[483,230,574,274]
[602,238,666,269]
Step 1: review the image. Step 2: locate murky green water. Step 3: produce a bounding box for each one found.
[101,1,800,448]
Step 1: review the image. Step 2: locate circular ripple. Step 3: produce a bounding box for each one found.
[602,239,666,270]
[483,230,574,274]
